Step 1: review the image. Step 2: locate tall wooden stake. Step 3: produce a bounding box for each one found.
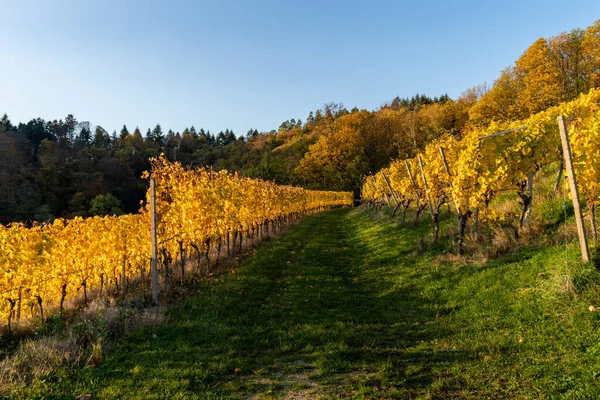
[471,208,479,236]
[417,155,435,218]
[369,176,378,195]
[121,255,127,295]
[383,193,391,206]
[558,116,590,263]
[523,172,534,225]
[150,176,159,304]
[438,147,460,213]
[404,160,422,207]
[382,171,400,207]
[368,176,380,205]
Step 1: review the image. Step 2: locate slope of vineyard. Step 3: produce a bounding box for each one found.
[363,88,600,251]
[0,157,352,330]
[10,207,600,398]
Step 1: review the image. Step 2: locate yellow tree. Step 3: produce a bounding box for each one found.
[469,67,525,126]
[517,38,563,115]
[295,116,368,193]
[548,29,587,101]
[583,20,600,89]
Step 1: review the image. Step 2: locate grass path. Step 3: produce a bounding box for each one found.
[22,207,600,398]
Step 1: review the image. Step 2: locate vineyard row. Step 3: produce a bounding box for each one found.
[362,89,600,253]
[0,157,353,331]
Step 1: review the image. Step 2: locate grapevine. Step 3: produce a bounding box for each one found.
[0,158,352,328]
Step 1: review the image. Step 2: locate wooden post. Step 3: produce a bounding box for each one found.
[523,172,534,225]
[16,288,21,321]
[439,147,460,213]
[558,116,590,263]
[179,241,185,284]
[121,255,127,295]
[478,125,527,141]
[162,247,169,292]
[471,208,479,236]
[368,176,383,207]
[526,172,533,195]
[404,160,421,207]
[150,176,159,304]
[381,171,400,207]
[417,155,435,218]
[368,176,378,201]
[383,193,391,206]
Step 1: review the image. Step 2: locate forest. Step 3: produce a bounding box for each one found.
[2,20,600,225]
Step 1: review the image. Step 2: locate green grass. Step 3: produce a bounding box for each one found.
[13,207,600,399]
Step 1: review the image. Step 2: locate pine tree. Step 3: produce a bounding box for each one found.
[120,125,130,139]
[146,124,165,146]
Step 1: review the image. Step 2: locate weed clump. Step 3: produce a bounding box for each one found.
[0,297,165,395]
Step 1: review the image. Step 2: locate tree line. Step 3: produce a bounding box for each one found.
[0,94,470,226]
[0,115,267,224]
[2,19,599,225]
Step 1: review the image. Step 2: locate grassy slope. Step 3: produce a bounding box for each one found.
[18,207,600,399]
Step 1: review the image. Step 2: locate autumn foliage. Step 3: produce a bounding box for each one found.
[363,89,600,251]
[0,158,352,328]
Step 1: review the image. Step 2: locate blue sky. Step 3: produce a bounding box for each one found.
[2,1,600,136]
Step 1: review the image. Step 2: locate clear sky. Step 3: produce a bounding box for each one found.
[2,0,600,136]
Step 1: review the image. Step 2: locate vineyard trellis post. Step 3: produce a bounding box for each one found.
[404,160,421,207]
[383,193,391,206]
[557,116,590,263]
[522,172,534,226]
[150,176,159,304]
[368,176,380,207]
[471,209,479,237]
[417,156,435,219]
[438,147,460,213]
[438,146,473,253]
[121,255,127,295]
[405,159,427,223]
[381,171,400,207]
[418,155,440,242]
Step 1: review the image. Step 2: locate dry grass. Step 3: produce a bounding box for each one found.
[0,297,166,395]
[463,170,584,261]
[0,334,82,393]
[0,215,306,397]
[422,169,598,272]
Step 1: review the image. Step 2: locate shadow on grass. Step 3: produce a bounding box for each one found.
[31,206,563,399]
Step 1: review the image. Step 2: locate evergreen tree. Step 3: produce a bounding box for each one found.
[120,124,130,139]
[206,130,215,145]
[94,126,110,148]
[74,123,91,148]
[64,114,77,143]
[148,123,165,146]
[246,128,259,139]
[0,113,12,133]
